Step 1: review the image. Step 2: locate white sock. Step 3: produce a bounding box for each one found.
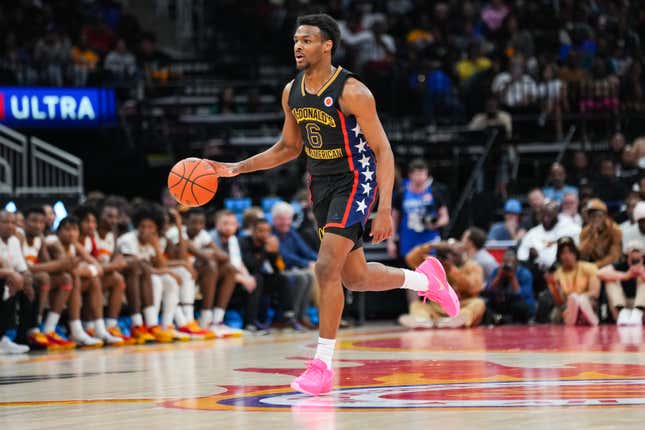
[94,319,108,337]
[131,313,144,327]
[199,310,213,327]
[400,269,429,292]
[174,307,188,327]
[182,304,194,322]
[43,312,60,333]
[69,320,85,338]
[143,306,158,327]
[213,307,225,325]
[84,320,96,331]
[106,318,118,328]
[313,337,336,370]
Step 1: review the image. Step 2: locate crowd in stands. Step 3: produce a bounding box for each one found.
[395,151,645,331]
[0,1,166,88]
[216,0,645,138]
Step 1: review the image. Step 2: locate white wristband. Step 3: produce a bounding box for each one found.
[88,264,99,277]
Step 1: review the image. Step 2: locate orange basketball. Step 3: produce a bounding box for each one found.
[167,158,218,207]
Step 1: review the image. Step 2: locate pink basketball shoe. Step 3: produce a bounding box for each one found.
[290,359,334,396]
[416,256,460,317]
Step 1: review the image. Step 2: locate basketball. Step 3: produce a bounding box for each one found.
[167,158,218,207]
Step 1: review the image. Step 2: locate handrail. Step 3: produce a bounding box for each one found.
[554,125,577,165]
[446,129,499,236]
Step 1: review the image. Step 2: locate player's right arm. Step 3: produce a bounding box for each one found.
[205,82,303,177]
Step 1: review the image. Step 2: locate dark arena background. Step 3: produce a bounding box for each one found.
[1,1,645,429]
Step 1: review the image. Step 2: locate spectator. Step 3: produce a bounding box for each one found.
[559,192,582,226]
[484,249,536,324]
[481,0,510,35]
[492,57,538,109]
[409,60,462,123]
[390,159,449,259]
[462,227,499,280]
[211,210,257,294]
[546,237,600,326]
[569,150,592,187]
[488,198,526,241]
[240,218,304,330]
[598,240,645,326]
[104,38,137,81]
[579,199,622,268]
[622,201,645,252]
[518,200,581,270]
[271,202,315,328]
[71,35,99,86]
[456,41,492,84]
[521,187,545,230]
[241,207,265,237]
[537,62,566,139]
[349,16,396,75]
[543,162,578,204]
[592,158,629,203]
[33,29,71,86]
[468,96,512,139]
[399,247,485,329]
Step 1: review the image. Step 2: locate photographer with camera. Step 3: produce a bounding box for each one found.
[388,159,449,259]
[597,240,645,326]
[483,249,536,324]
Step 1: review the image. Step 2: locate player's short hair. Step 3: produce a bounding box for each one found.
[57,216,79,231]
[23,206,46,219]
[215,209,236,223]
[252,218,271,229]
[242,207,265,230]
[131,204,165,232]
[409,158,428,172]
[73,205,98,222]
[296,13,341,56]
[466,227,487,250]
[186,207,206,219]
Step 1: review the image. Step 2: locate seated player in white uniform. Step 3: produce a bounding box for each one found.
[116,204,181,343]
[75,204,133,345]
[20,207,77,350]
[161,209,215,340]
[46,216,110,347]
[170,208,240,337]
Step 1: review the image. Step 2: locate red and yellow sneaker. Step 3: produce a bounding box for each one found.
[108,326,136,345]
[131,325,156,344]
[168,326,191,342]
[178,321,216,340]
[148,325,174,343]
[45,332,77,350]
[26,331,54,350]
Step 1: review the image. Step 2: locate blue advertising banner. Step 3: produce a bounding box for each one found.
[0,87,116,128]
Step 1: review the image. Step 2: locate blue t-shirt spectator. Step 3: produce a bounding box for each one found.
[543,185,578,204]
[273,228,317,269]
[488,199,523,241]
[485,265,536,312]
[393,180,446,257]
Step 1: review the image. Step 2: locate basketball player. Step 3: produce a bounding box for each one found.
[206,14,459,395]
[180,208,240,338]
[21,207,77,350]
[76,205,132,345]
[47,217,105,347]
[116,205,180,343]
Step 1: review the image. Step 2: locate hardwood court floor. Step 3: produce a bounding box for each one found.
[2,324,645,429]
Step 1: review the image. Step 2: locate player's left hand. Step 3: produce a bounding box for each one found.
[370,210,393,244]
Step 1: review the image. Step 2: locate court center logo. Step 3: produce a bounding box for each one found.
[162,358,645,411]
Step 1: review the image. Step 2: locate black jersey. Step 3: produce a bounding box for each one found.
[288,66,376,177]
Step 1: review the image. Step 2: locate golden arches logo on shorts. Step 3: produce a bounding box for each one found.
[318,227,325,240]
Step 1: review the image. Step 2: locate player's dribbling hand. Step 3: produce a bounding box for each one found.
[203,160,239,177]
[370,210,393,244]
